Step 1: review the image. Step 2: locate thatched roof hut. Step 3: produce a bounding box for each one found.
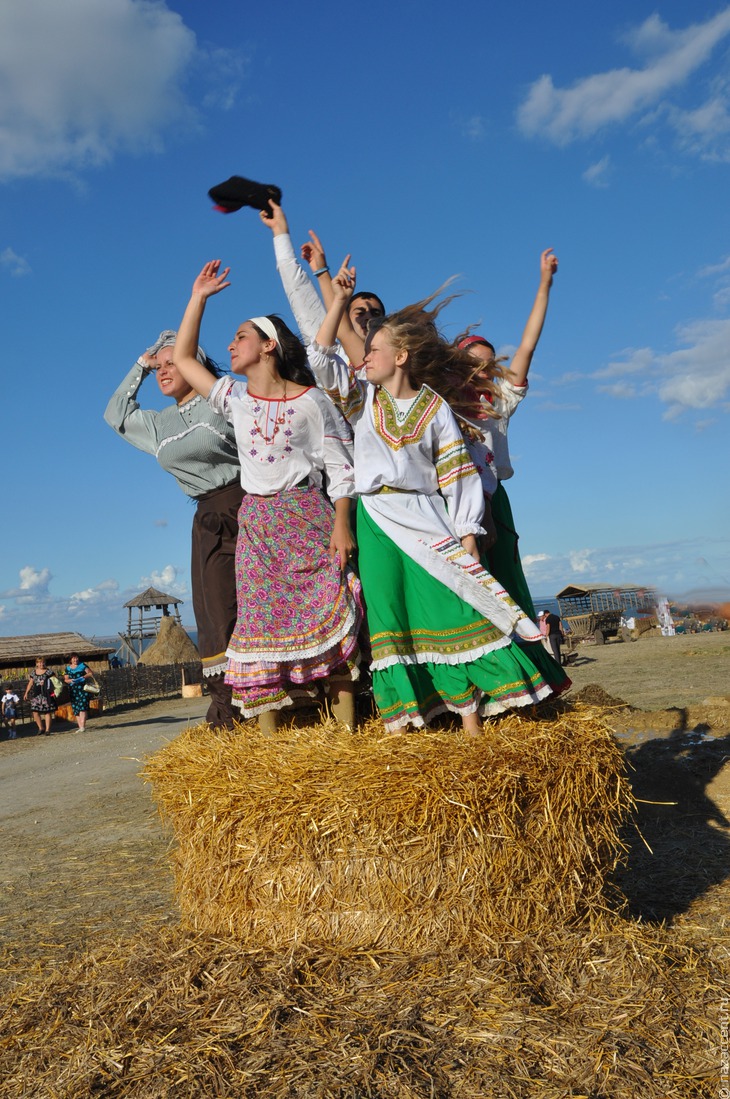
[123,587,183,612]
[0,632,114,681]
[120,586,185,664]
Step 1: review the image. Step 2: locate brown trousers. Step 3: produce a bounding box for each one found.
[191,480,244,728]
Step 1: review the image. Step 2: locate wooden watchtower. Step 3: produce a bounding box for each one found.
[119,587,184,665]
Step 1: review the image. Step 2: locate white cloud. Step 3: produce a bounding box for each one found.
[521,553,550,570]
[569,550,595,575]
[593,319,730,418]
[698,254,730,278]
[582,155,611,188]
[0,247,31,277]
[596,383,639,400]
[516,8,730,147]
[18,566,51,593]
[140,564,186,595]
[667,80,730,161]
[0,0,198,180]
[68,579,120,606]
[0,564,192,636]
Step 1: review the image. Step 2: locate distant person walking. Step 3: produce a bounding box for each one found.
[24,658,56,735]
[543,611,565,666]
[64,653,93,732]
[2,685,19,738]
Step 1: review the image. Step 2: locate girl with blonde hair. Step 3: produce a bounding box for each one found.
[308,263,566,734]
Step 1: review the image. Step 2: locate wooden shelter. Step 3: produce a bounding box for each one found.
[556,583,657,645]
[119,587,184,665]
[0,632,114,683]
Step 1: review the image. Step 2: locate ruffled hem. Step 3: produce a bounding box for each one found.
[231,683,334,719]
[380,679,553,731]
[479,680,553,716]
[227,647,360,717]
[202,659,228,678]
[227,648,361,689]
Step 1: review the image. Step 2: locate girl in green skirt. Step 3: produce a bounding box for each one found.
[310,263,569,734]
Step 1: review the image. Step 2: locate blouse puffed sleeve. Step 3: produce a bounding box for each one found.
[306,341,366,424]
[104,361,161,455]
[208,375,247,419]
[273,233,327,345]
[433,405,486,537]
[310,390,355,501]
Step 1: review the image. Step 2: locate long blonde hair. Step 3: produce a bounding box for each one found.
[373,286,501,431]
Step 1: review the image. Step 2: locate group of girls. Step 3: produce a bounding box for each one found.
[151,215,569,735]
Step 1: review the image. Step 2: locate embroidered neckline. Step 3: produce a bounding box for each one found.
[373,386,441,448]
[247,392,297,461]
[384,390,420,424]
[247,386,312,402]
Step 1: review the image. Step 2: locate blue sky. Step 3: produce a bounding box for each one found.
[1,0,729,637]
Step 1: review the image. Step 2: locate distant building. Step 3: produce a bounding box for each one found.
[0,632,115,683]
[119,586,185,664]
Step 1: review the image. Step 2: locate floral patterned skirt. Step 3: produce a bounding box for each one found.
[226,486,363,717]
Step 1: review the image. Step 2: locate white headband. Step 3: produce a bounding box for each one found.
[250,316,281,355]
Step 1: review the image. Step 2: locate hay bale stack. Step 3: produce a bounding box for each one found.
[138,615,199,665]
[144,705,632,950]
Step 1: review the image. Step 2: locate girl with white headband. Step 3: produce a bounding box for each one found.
[172,261,363,734]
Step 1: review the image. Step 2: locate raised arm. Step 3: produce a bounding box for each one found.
[103,332,176,452]
[316,256,355,348]
[305,260,366,422]
[302,229,366,365]
[173,261,231,398]
[504,248,558,386]
[261,202,327,343]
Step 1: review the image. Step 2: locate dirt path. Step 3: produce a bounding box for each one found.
[0,696,208,969]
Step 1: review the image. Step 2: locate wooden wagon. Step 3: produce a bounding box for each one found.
[556,584,657,648]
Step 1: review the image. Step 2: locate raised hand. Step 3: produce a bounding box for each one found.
[540,248,558,285]
[192,260,231,299]
[331,255,356,302]
[259,200,289,235]
[301,229,327,272]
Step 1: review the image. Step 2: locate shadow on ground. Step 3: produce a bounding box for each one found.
[614,725,730,922]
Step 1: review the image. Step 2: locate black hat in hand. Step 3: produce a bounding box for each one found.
[208,175,282,214]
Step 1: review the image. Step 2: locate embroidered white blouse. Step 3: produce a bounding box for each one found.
[306,345,541,643]
[304,346,485,533]
[208,373,355,500]
[471,377,528,483]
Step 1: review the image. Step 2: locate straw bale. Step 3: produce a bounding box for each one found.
[138,615,199,666]
[0,917,720,1097]
[143,704,633,951]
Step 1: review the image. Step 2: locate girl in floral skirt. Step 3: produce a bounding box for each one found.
[172,261,363,734]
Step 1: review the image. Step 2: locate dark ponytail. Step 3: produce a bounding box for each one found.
[251,315,315,386]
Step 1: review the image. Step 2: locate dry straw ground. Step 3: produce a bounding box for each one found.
[1,632,728,1097]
